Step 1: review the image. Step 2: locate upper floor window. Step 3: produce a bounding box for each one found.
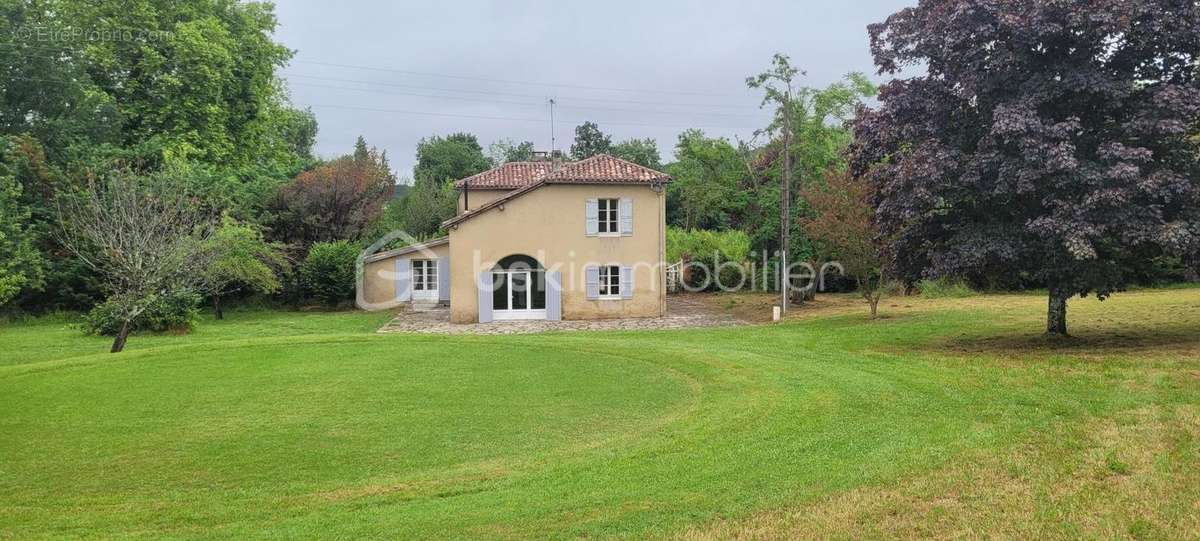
[586,197,632,237]
[598,198,619,234]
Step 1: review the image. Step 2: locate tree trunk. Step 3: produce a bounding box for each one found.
[780,90,791,313]
[1046,291,1069,336]
[111,320,131,353]
[869,296,880,319]
[212,294,223,320]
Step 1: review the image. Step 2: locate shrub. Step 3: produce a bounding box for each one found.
[301,241,359,306]
[917,277,977,298]
[666,227,750,264]
[82,289,202,335]
[667,228,752,291]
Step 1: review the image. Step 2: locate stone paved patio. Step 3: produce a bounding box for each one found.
[378,295,751,335]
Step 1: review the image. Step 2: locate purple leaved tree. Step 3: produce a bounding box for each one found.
[852,0,1200,336]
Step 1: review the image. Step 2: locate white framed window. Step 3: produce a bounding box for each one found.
[412,259,437,291]
[599,265,620,298]
[597,198,619,235]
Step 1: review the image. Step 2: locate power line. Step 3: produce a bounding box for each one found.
[286,80,767,120]
[3,74,760,130]
[0,45,763,111]
[291,59,747,99]
[282,72,760,111]
[306,103,759,130]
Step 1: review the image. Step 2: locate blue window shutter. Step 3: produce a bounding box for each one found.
[585,266,600,299]
[546,271,562,320]
[620,266,634,299]
[477,272,493,323]
[437,257,450,302]
[585,199,599,236]
[395,258,412,301]
[619,198,633,236]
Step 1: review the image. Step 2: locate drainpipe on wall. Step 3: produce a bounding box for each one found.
[462,178,469,212]
[655,182,667,316]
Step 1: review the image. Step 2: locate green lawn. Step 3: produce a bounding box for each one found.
[1,290,1198,539]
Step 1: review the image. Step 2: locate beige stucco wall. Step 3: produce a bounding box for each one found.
[457,188,512,214]
[448,183,667,323]
[361,242,451,308]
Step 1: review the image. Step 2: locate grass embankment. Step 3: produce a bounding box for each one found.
[1,288,1197,539]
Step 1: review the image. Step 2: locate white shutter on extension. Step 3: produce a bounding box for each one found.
[395,258,412,302]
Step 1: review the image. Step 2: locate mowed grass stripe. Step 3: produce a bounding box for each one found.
[1,288,1197,538]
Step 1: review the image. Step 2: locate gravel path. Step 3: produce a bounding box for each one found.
[378,295,749,335]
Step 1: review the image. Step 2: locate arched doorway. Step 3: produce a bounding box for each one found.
[490,254,547,320]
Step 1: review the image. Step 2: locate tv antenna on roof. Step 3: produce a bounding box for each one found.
[548,98,557,154]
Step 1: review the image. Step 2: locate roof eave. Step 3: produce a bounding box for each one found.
[362,236,450,263]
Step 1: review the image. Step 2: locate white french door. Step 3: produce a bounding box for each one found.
[491,271,546,320]
[412,259,438,301]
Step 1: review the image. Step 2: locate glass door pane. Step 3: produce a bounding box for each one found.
[492,272,508,310]
[531,271,546,309]
[511,272,528,310]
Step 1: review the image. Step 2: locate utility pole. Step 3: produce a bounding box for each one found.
[746,53,802,314]
[548,98,557,155]
[780,88,791,313]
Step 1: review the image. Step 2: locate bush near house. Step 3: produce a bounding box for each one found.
[301,241,360,306]
[667,227,752,291]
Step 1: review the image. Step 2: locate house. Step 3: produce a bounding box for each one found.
[358,154,672,323]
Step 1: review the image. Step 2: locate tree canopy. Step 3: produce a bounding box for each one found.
[268,138,395,250]
[570,121,613,159]
[852,0,1200,334]
[612,138,662,169]
[413,133,490,186]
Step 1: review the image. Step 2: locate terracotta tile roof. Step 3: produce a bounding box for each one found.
[453,154,670,189]
[543,154,672,184]
[443,155,671,228]
[453,162,554,189]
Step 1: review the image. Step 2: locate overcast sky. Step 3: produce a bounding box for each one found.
[271,0,913,182]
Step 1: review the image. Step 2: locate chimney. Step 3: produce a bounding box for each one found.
[551,149,563,171]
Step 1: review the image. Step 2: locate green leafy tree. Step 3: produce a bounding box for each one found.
[274,107,318,161]
[488,139,536,165]
[0,173,43,306]
[0,4,121,162]
[666,130,745,230]
[612,138,662,169]
[301,240,359,306]
[570,122,613,159]
[59,0,297,168]
[198,217,288,319]
[2,1,314,315]
[0,135,95,309]
[381,178,456,238]
[747,70,878,252]
[413,133,490,186]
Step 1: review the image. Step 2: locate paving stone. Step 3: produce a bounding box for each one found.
[377,296,751,335]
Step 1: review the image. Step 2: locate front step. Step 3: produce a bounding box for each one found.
[411,302,443,312]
